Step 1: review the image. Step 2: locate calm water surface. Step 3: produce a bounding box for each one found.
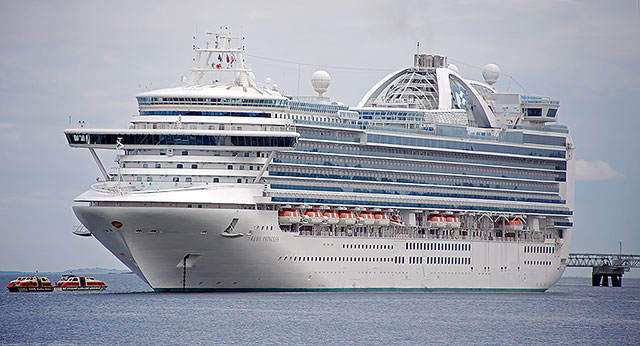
[1,274,639,345]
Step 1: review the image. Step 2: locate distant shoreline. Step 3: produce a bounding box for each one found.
[0,268,131,275]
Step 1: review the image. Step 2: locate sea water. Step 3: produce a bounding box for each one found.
[1,274,638,345]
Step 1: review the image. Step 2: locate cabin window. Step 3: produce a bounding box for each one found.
[155,163,161,168]
[526,108,542,116]
[191,164,198,169]
[177,164,183,169]
[146,177,152,182]
[173,177,179,182]
[213,178,219,183]
[227,165,233,170]
[185,177,192,182]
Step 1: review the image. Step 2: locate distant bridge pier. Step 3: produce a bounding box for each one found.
[568,253,640,287]
[591,266,624,287]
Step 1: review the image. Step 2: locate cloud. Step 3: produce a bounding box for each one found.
[575,159,623,181]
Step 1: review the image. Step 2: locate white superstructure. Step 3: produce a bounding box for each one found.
[65,31,574,292]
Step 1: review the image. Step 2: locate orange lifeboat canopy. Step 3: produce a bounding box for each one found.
[448,215,461,229]
[279,209,302,225]
[359,212,375,225]
[338,210,357,225]
[373,212,390,226]
[323,210,340,224]
[304,209,324,224]
[504,218,524,231]
[427,215,445,228]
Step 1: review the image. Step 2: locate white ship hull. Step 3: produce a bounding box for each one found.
[75,204,566,292]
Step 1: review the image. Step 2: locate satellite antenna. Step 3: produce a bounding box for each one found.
[311,70,331,98]
[482,63,500,85]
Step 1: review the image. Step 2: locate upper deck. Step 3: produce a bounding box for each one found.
[128,45,566,155]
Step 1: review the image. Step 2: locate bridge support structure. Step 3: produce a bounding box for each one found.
[591,266,624,287]
[567,253,640,288]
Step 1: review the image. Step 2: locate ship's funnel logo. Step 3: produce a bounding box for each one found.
[452,84,470,110]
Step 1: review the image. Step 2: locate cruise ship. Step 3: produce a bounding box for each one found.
[65,32,574,292]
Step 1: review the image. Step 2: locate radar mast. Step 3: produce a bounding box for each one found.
[186,28,254,87]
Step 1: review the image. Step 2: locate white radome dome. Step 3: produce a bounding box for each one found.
[482,63,500,85]
[311,70,331,97]
[447,64,459,74]
[247,71,257,87]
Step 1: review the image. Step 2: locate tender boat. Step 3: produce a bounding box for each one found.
[427,215,446,229]
[338,210,357,225]
[372,211,390,226]
[444,215,461,229]
[54,274,107,291]
[278,208,302,225]
[322,210,340,224]
[504,218,524,231]
[358,211,376,225]
[303,209,324,224]
[7,276,54,292]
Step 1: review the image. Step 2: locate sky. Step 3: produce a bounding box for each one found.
[0,0,639,277]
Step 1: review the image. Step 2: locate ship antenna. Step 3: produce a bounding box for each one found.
[417,41,420,54]
[296,63,301,97]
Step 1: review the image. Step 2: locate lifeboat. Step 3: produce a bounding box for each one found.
[322,210,340,224]
[427,215,446,229]
[373,212,390,226]
[444,215,461,229]
[7,276,53,292]
[358,211,376,226]
[338,210,357,225]
[390,214,403,226]
[55,274,107,291]
[303,209,324,224]
[278,208,302,225]
[504,218,524,231]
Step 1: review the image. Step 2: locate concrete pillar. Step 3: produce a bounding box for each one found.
[592,274,602,286]
[602,275,609,286]
[611,275,621,287]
